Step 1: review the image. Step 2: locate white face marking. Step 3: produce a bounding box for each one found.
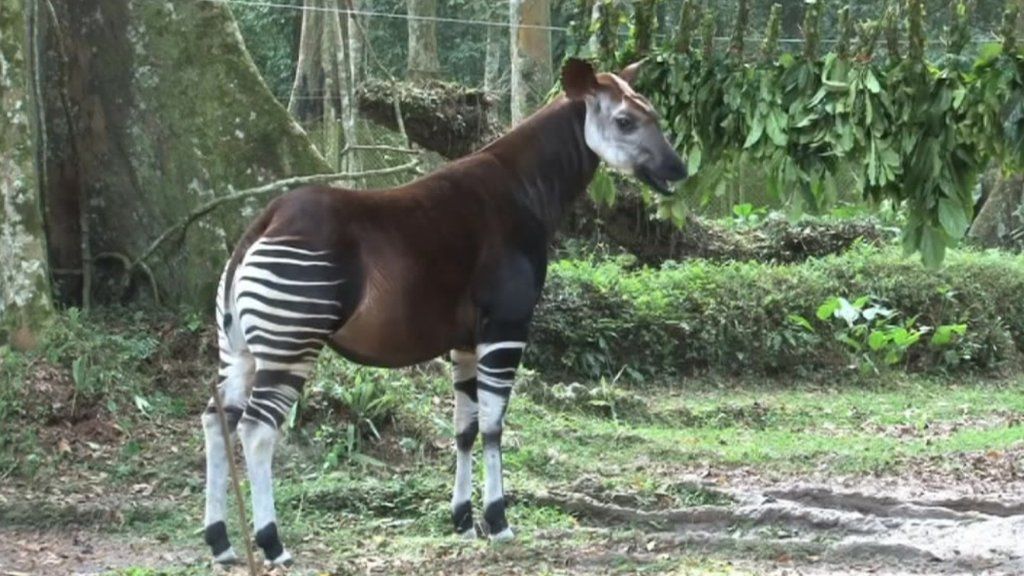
[584,95,636,172]
[582,89,666,176]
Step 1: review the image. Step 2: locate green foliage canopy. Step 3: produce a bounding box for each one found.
[575,0,1024,268]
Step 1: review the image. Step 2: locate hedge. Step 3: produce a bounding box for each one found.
[529,245,1024,379]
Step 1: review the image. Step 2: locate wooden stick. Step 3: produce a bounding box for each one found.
[208,378,259,576]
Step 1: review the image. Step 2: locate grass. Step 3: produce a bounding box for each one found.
[4,313,1024,574]
[33,372,1024,574]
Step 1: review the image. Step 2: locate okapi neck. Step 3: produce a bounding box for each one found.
[487,99,600,240]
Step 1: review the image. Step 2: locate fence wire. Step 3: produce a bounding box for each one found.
[222,0,1010,190]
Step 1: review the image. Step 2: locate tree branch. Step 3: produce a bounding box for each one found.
[133,161,419,268]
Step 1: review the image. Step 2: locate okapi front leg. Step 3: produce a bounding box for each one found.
[450,349,479,537]
[476,340,525,541]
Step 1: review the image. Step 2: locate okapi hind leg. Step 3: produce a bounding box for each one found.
[237,367,309,567]
[202,280,254,565]
[450,348,480,538]
[202,388,247,565]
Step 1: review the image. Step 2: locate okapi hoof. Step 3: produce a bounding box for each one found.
[263,549,294,568]
[211,547,240,566]
[456,526,477,540]
[489,526,515,543]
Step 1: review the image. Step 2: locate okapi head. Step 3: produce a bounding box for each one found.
[562,57,687,194]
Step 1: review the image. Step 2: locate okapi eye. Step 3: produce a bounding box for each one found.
[614,116,636,133]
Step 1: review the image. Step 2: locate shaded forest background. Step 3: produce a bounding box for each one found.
[2,0,1024,348]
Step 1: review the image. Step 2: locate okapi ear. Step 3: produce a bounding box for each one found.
[618,58,648,87]
[562,57,597,100]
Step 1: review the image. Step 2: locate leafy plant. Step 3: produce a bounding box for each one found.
[794,294,968,373]
[573,0,1024,268]
[530,244,1010,380]
[812,296,918,372]
[303,358,424,468]
[730,202,767,227]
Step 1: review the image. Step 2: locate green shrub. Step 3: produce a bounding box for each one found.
[529,245,1024,380]
[300,355,448,468]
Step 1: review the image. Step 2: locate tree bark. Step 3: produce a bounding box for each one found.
[322,0,343,168]
[0,0,54,349]
[406,0,440,81]
[483,3,504,126]
[288,0,324,123]
[509,0,552,125]
[341,0,362,175]
[968,0,1024,250]
[967,169,1024,251]
[39,0,331,309]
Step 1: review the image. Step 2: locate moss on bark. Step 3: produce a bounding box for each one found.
[0,0,54,350]
[41,0,331,309]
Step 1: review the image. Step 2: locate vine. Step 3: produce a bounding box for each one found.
[580,0,1024,268]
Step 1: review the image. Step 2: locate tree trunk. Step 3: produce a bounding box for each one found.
[341,0,362,175]
[39,0,331,309]
[968,0,1024,250]
[0,0,54,349]
[322,1,343,169]
[483,3,504,126]
[509,0,552,125]
[406,0,440,81]
[288,0,324,123]
[967,169,1024,251]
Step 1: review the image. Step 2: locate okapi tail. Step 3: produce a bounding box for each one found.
[221,203,277,333]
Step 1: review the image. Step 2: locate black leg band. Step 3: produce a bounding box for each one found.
[483,498,508,535]
[452,500,474,533]
[255,521,284,561]
[204,521,231,556]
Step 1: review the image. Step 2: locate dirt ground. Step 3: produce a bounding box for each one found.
[4,343,1024,576]
[3,460,1024,576]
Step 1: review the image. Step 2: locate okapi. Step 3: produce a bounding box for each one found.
[202,57,686,566]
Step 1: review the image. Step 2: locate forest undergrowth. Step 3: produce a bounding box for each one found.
[2,291,1024,575]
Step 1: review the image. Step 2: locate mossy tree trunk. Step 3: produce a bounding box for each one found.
[967,170,1024,251]
[509,0,552,125]
[406,0,440,81]
[483,3,505,127]
[969,0,1024,250]
[0,0,54,350]
[341,0,363,175]
[39,0,331,310]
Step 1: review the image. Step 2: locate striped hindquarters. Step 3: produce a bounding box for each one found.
[231,237,351,428]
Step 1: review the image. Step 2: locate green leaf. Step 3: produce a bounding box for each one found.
[868,330,888,351]
[588,169,616,207]
[688,144,703,175]
[816,297,840,321]
[938,197,970,239]
[864,70,881,94]
[920,225,947,269]
[787,314,814,332]
[72,357,88,388]
[931,323,967,346]
[766,111,788,146]
[744,116,765,148]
